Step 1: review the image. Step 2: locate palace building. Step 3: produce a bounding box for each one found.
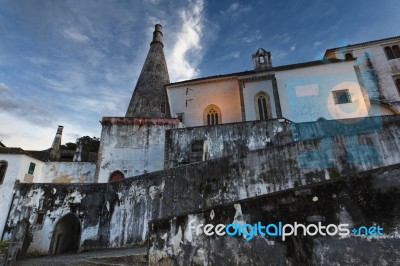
[0,25,399,265]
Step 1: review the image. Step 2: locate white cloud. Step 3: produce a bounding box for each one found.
[273,33,291,43]
[290,44,297,52]
[313,41,322,47]
[243,30,262,43]
[143,0,161,4]
[228,3,240,13]
[222,2,252,16]
[271,50,288,62]
[0,83,10,92]
[0,112,98,150]
[63,28,90,43]
[229,51,240,59]
[167,0,205,82]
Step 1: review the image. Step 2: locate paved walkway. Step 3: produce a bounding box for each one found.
[15,247,147,266]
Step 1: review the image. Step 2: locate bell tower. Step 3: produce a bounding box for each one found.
[252,48,272,71]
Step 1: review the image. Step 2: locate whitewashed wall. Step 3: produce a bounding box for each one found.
[96,122,178,183]
[167,78,242,127]
[0,154,44,237]
[329,39,400,110]
[276,61,369,122]
[242,78,277,121]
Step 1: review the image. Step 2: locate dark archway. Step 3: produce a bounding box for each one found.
[109,170,124,182]
[50,213,81,255]
[13,219,32,260]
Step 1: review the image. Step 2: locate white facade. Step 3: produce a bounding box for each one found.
[276,60,370,122]
[241,77,277,121]
[325,37,400,112]
[167,59,371,125]
[167,77,242,127]
[0,153,44,237]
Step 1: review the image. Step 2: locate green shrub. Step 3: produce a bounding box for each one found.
[0,240,10,254]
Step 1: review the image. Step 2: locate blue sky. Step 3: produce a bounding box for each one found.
[0,0,399,149]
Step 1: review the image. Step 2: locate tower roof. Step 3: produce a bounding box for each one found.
[125,24,171,118]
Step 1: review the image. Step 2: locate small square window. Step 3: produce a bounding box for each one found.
[36,212,45,224]
[28,162,36,174]
[176,113,184,122]
[333,90,351,104]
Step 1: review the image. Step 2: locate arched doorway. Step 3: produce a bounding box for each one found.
[50,213,81,255]
[109,170,124,182]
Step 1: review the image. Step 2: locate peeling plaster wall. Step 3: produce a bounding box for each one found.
[165,119,294,168]
[0,154,22,238]
[166,115,400,169]
[39,162,96,183]
[96,120,178,183]
[0,154,44,237]
[3,184,106,254]
[148,165,400,265]
[4,117,400,254]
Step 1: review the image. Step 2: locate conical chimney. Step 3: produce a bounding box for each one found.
[125,24,171,118]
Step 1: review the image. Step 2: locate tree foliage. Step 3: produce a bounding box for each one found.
[61,136,100,152]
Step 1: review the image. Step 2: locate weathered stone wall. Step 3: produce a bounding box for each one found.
[4,118,400,254]
[148,165,400,265]
[39,162,96,183]
[294,114,400,139]
[166,115,400,168]
[96,117,179,183]
[165,118,294,168]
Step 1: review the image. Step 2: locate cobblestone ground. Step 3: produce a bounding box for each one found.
[15,247,147,266]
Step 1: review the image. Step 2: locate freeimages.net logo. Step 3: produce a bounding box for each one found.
[188,219,384,241]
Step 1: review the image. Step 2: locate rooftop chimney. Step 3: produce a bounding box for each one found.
[48,125,63,161]
[125,24,171,118]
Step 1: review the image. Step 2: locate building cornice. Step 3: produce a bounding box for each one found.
[101,117,180,126]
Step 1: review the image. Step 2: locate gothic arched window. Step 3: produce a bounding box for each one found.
[203,104,222,126]
[385,46,394,59]
[384,46,397,60]
[393,45,400,58]
[0,161,8,184]
[255,92,272,120]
